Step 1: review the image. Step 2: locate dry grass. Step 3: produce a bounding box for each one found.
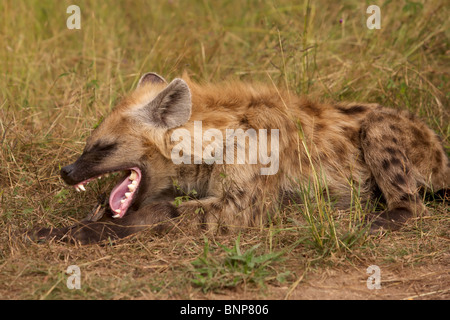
[0,0,449,299]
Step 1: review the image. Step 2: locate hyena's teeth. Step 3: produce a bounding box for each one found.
[78,184,86,191]
[75,186,81,192]
[112,213,120,219]
[128,184,136,192]
[125,192,131,198]
[132,180,138,186]
[114,209,121,214]
[120,199,126,204]
[129,171,137,180]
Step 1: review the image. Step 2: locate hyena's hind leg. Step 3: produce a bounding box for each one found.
[360,109,449,231]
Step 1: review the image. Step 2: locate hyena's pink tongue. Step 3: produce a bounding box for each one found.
[109,167,141,218]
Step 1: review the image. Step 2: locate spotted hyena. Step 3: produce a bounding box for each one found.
[28,72,449,244]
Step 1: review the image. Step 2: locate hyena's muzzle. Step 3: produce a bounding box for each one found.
[60,150,143,220]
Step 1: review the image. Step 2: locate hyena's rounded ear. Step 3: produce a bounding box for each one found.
[137,72,167,88]
[137,78,192,129]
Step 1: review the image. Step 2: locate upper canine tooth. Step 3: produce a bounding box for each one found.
[78,184,86,191]
[75,186,80,192]
[129,171,137,180]
[112,213,120,218]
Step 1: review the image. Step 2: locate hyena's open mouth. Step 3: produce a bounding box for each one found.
[72,167,142,219]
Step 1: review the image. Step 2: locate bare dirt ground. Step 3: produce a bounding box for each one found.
[268,263,449,300]
[191,264,449,300]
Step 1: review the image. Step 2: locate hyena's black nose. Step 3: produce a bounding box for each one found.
[61,164,76,184]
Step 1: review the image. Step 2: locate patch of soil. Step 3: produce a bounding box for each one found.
[202,261,450,300]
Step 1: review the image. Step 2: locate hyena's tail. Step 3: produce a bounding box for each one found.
[430,161,450,203]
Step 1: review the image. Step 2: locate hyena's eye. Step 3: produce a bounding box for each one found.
[79,142,118,165]
[87,141,117,154]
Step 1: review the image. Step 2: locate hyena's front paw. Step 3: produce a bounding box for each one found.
[366,207,413,233]
[25,221,121,245]
[65,222,124,245]
[25,195,113,244]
